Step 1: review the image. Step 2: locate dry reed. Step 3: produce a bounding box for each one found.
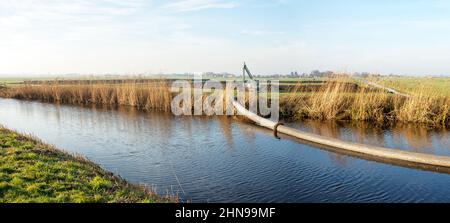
[282,76,450,128]
[2,80,172,111]
[1,77,449,128]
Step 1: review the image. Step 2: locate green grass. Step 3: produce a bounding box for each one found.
[0,76,324,84]
[0,127,176,203]
[0,76,60,85]
[372,76,450,96]
[0,75,185,86]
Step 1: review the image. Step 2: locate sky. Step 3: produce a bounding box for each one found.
[1,0,450,76]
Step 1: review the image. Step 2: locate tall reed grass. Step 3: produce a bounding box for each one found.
[1,77,449,128]
[281,77,450,128]
[2,80,172,111]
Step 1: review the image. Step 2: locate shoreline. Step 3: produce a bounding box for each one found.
[0,126,177,203]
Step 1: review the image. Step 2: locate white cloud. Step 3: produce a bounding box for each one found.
[0,0,146,25]
[163,0,238,12]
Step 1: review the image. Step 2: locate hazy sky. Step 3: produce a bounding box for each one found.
[1,0,450,76]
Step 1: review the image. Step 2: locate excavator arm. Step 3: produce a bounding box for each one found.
[243,63,255,80]
[242,62,259,92]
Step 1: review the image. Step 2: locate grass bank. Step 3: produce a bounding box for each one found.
[0,127,177,203]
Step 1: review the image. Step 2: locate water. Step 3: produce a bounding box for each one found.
[0,98,450,203]
[288,120,450,156]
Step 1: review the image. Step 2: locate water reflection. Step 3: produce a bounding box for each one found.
[1,98,450,203]
[288,120,450,156]
[217,117,235,149]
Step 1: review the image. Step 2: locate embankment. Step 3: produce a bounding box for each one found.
[0,127,177,203]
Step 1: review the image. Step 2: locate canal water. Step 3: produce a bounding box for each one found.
[0,98,449,202]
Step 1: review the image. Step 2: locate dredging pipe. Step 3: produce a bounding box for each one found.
[233,101,450,169]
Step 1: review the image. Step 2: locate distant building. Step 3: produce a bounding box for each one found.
[202,72,236,78]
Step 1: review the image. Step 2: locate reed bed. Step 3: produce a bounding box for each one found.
[1,77,449,128]
[1,80,172,111]
[0,79,250,116]
[281,77,450,128]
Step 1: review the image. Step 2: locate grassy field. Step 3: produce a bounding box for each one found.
[0,76,72,85]
[0,127,176,203]
[0,75,187,85]
[371,76,450,96]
